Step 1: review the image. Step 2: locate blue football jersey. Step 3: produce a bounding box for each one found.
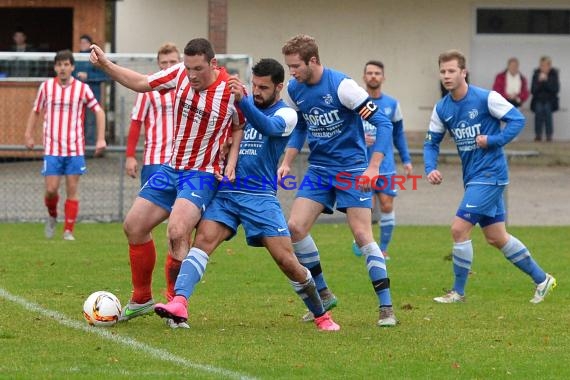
[424,85,525,185]
[218,97,297,195]
[285,67,392,171]
[362,93,411,175]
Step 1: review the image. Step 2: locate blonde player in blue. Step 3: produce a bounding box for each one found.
[278,34,397,327]
[424,49,556,304]
[154,58,340,331]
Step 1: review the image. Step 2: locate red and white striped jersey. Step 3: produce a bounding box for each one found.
[33,77,101,156]
[130,89,175,165]
[148,64,244,173]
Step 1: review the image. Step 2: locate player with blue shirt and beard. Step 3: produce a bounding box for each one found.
[278,34,398,327]
[352,60,413,260]
[154,58,340,331]
[425,49,556,304]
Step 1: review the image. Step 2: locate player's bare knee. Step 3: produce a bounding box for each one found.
[123,218,137,238]
[287,219,307,240]
[168,242,187,261]
[167,224,188,244]
[192,234,218,254]
[485,234,508,248]
[450,225,469,242]
[486,238,502,248]
[352,230,372,247]
[123,219,144,241]
[380,197,394,213]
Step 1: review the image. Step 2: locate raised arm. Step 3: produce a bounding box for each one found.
[89,44,151,93]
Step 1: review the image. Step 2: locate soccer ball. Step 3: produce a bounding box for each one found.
[83,291,122,327]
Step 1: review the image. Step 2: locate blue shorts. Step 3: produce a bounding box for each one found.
[294,166,373,214]
[42,155,86,176]
[140,164,163,187]
[203,191,289,247]
[456,184,506,226]
[372,173,399,197]
[139,164,217,213]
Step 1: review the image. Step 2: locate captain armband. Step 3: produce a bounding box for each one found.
[356,98,378,120]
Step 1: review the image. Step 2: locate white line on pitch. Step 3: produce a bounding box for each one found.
[0,287,257,380]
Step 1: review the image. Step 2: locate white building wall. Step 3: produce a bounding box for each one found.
[227,0,471,136]
[115,0,208,54]
[115,0,569,139]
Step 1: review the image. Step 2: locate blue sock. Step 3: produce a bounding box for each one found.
[361,242,392,306]
[379,211,395,252]
[290,269,325,318]
[293,235,329,292]
[501,235,546,284]
[452,240,473,296]
[174,248,209,299]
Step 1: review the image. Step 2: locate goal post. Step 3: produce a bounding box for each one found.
[0,52,253,146]
[83,53,253,144]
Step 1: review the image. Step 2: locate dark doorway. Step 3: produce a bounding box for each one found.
[0,8,73,52]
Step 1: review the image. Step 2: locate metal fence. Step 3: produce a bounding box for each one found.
[0,52,258,223]
[0,51,253,146]
[0,146,138,222]
[0,145,312,223]
[1,54,554,227]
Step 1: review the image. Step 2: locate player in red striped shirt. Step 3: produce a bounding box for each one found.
[125,43,179,185]
[25,50,106,241]
[90,38,244,322]
[125,42,184,317]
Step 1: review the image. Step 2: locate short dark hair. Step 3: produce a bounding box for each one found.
[55,49,74,65]
[183,38,215,61]
[364,60,384,73]
[80,34,93,44]
[252,58,284,85]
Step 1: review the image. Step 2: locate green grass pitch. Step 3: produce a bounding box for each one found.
[0,223,568,379]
